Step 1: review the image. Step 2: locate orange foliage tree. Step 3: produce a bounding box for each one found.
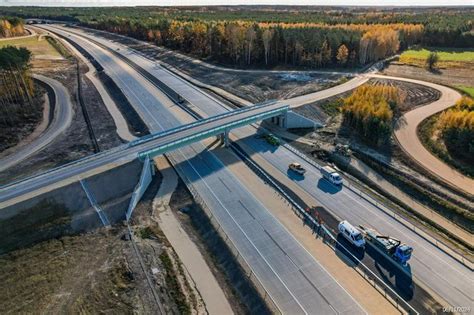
[342,85,400,145]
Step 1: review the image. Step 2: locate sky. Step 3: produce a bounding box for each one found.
[0,0,472,6]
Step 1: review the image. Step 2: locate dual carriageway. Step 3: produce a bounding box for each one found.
[0,24,472,314]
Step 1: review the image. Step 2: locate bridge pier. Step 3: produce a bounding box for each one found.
[268,111,321,129]
[219,128,230,147]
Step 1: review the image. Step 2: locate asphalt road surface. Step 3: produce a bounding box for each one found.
[55,25,474,311]
[0,74,73,172]
[31,24,367,315]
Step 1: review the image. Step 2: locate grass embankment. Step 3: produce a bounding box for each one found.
[457,86,474,98]
[0,35,61,58]
[399,47,474,68]
[0,230,138,314]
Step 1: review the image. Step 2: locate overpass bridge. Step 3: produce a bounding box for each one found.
[0,101,289,208]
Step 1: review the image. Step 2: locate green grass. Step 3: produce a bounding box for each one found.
[400,47,474,62]
[457,86,474,98]
[0,35,61,58]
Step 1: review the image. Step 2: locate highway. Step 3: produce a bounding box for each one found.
[55,25,474,311]
[10,24,368,315]
[0,74,73,173]
[0,102,287,205]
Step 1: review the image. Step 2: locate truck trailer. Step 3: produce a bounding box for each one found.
[359,225,413,266]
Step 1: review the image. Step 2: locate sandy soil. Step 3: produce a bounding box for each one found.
[0,226,161,314]
[81,28,348,103]
[382,64,474,88]
[0,58,122,184]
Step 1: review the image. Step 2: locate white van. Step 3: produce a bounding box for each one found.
[338,220,365,248]
[320,166,343,186]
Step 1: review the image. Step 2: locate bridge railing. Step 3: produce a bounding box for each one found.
[0,101,281,192]
[138,106,289,160]
[129,99,278,148]
[0,142,132,191]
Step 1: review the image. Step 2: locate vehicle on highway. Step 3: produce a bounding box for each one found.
[360,226,413,266]
[320,165,343,185]
[288,162,306,175]
[338,220,365,248]
[264,133,280,146]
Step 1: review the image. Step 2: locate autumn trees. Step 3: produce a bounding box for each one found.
[2,6,471,68]
[438,97,474,162]
[342,85,401,146]
[0,18,25,38]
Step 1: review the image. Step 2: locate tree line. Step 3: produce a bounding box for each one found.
[1,6,472,69]
[438,96,474,162]
[0,46,35,127]
[86,18,423,69]
[2,6,472,48]
[342,85,400,146]
[0,17,25,38]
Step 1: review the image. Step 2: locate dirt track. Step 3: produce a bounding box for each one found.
[370,74,473,196]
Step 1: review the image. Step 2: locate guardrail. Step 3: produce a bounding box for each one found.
[281,142,473,270]
[231,143,419,315]
[0,142,132,191]
[167,154,282,314]
[130,100,278,148]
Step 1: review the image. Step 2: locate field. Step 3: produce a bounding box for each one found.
[399,48,474,68]
[457,86,474,97]
[401,48,474,62]
[0,35,62,59]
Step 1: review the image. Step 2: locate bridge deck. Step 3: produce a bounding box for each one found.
[0,102,288,206]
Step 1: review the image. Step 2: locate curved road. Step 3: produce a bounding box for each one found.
[0,74,73,172]
[369,74,473,196]
[285,72,472,196]
[0,28,36,42]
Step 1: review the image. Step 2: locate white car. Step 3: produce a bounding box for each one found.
[289,162,306,175]
[338,220,365,248]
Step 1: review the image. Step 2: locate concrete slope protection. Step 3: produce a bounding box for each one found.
[37,24,366,315]
[0,74,73,172]
[371,74,473,196]
[56,25,474,311]
[0,101,287,206]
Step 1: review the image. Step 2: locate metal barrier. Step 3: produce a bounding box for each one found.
[126,156,153,221]
[167,154,282,314]
[281,142,473,270]
[231,143,419,315]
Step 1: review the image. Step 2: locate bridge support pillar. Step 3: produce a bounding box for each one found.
[219,129,230,147]
[224,129,230,147]
[269,114,286,128]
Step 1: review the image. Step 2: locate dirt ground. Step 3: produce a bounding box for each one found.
[382,63,474,88]
[0,174,210,315]
[0,83,45,153]
[167,179,251,314]
[83,28,348,103]
[0,226,160,314]
[0,57,122,184]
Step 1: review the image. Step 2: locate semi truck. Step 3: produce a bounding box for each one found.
[359,225,413,266]
[320,165,343,185]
